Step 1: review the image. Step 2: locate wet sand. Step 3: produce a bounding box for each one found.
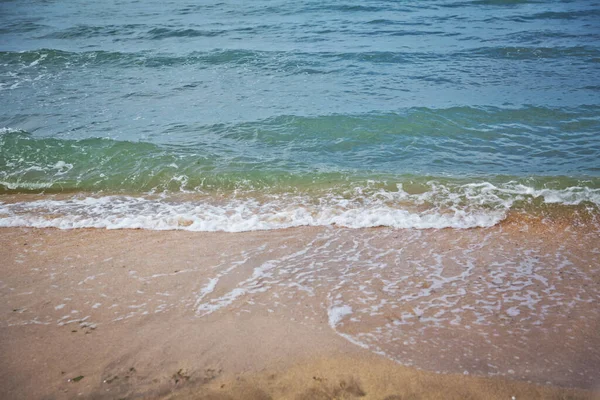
[1,222,599,399]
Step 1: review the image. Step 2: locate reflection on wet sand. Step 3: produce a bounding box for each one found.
[0,218,599,398]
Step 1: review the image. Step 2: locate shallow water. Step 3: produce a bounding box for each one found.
[2,222,599,387]
[1,0,600,230]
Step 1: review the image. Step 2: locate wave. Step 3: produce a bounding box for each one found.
[2,45,599,72]
[144,27,226,39]
[37,24,145,39]
[2,119,599,230]
[0,179,598,232]
[0,195,505,231]
[1,105,599,194]
[32,24,231,40]
[0,21,49,35]
[0,128,23,135]
[440,0,540,7]
[515,9,600,21]
[466,46,600,60]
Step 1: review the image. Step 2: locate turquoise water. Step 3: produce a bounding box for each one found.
[1,0,599,230]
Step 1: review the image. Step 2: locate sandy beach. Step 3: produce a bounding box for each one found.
[3,0,600,398]
[1,220,599,399]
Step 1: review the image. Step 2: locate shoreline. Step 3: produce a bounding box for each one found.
[1,225,599,398]
[0,188,598,233]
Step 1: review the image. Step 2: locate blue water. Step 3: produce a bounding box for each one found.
[0,0,599,230]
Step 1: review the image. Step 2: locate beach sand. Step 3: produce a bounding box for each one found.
[1,222,599,399]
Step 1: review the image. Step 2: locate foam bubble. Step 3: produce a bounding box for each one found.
[0,181,55,190]
[0,128,23,135]
[0,179,597,232]
[0,195,505,231]
[328,305,353,328]
[52,161,73,175]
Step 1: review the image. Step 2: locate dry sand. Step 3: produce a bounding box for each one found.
[0,224,599,399]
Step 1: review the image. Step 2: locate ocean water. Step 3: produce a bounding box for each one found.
[1,0,599,231]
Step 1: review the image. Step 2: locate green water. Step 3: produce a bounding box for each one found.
[1,0,599,230]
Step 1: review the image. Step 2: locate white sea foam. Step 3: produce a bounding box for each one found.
[0,195,506,231]
[0,128,22,135]
[393,181,600,208]
[0,180,55,190]
[195,277,219,305]
[0,180,597,232]
[328,305,353,328]
[459,182,600,206]
[52,161,73,175]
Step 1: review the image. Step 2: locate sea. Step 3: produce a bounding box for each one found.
[1,0,599,231]
[2,0,600,390]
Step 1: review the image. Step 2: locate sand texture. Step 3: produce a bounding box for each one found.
[1,222,599,399]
